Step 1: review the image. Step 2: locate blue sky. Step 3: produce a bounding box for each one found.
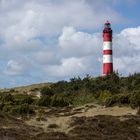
[111,0,140,31]
[0,0,140,88]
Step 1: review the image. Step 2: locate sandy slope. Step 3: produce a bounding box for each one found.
[25,104,137,133]
[0,104,139,140]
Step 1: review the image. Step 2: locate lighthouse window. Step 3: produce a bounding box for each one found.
[105,24,111,28]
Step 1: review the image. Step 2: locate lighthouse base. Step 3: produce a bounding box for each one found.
[103,63,113,76]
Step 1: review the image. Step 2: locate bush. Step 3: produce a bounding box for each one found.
[10,89,15,93]
[98,90,112,102]
[0,102,4,110]
[51,94,70,107]
[130,91,140,108]
[105,94,130,107]
[41,87,53,96]
[20,96,34,105]
[37,96,51,106]
[11,104,35,115]
[117,94,130,104]
[14,94,34,105]
[72,92,95,106]
[0,94,14,102]
[2,104,13,112]
[105,96,118,107]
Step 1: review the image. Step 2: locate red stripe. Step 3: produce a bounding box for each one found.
[103,50,112,55]
[103,63,113,75]
[103,33,112,41]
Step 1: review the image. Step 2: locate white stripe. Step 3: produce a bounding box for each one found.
[103,55,113,63]
[103,42,112,50]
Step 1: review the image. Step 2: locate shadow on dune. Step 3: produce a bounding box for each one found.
[0,112,140,140]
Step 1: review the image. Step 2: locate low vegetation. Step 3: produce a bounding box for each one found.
[0,72,140,115]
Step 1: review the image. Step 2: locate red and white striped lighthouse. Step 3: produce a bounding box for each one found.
[103,21,113,76]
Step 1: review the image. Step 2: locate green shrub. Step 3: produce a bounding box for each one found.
[98,90,112,102]
[0,94,14,102]
[2,104,13,112]
[72,92,95,106]
[0,102,4,110]
[1,101,14,112]
[10,89,15,93]
[37,96,51,106]
[117,94,130,104]
[14,94,34,105]
[130,91,140,108]
[20,96,34,104]
[105,96,117,107]
[41,87,53,96]
[51,94,70,107]
[11,104,35,115]
[105,94,130,107]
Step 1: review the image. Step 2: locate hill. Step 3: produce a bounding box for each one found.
[0,82,51,93]
[0,72,140,140]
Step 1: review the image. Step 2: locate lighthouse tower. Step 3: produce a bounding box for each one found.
[103,21,113,76]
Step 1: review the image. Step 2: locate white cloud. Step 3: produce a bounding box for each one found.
[4,59,31,76]
[59,26,102,58]
[113,26,140,75]
[114,56,140,74]
[43,26,103,78]
[0,0,123,38]
[32,48,61,65]
[44,57,90,77]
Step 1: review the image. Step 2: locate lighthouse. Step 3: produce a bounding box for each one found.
[103,21,113,76]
